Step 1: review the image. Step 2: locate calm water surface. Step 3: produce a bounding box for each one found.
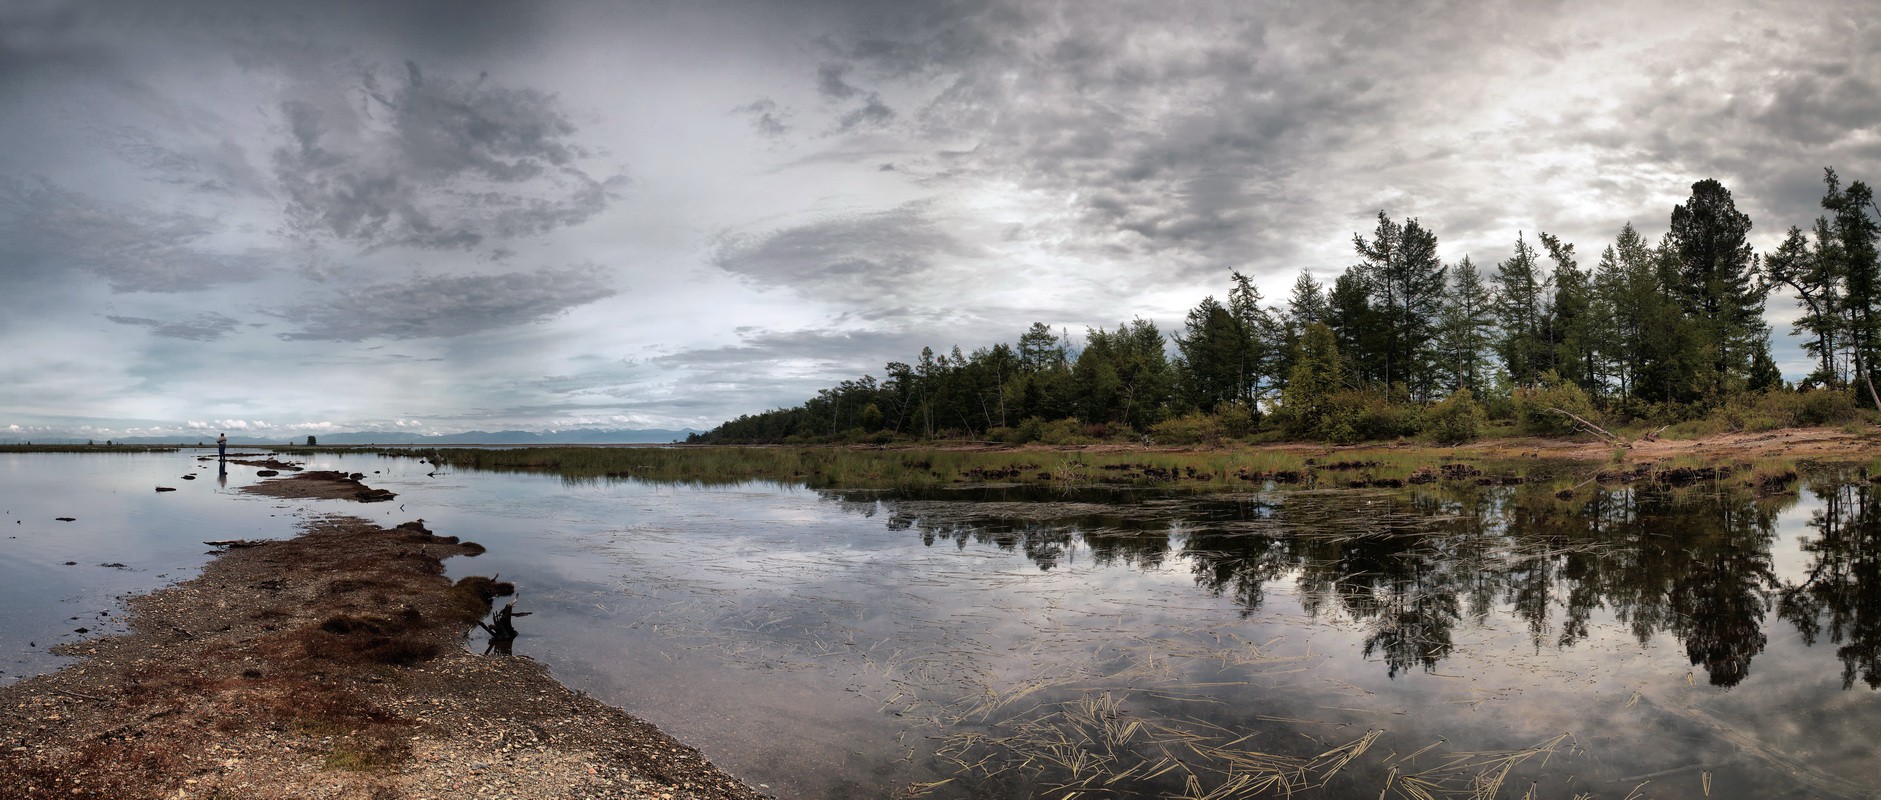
[4,451,1881,799]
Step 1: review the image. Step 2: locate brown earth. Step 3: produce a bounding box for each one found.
[0,510,768,800]
[242,471,399,503]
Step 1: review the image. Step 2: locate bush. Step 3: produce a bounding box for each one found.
[1795,388,1859,426]
[1148,405,1255,445]
[1686,388,1860,434]
[985,426,1022,443]
[1512,371,1598,436]
[1426,389,1485,444]
[1319,390,1421,444]
[1150,412,1223,445]
[1024,417,1093,446]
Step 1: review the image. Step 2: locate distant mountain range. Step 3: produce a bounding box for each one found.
[3,428,700,446]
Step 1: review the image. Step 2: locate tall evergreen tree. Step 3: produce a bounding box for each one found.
[1764,224,1842,388]
[1174,296,1244,412]
[1492,232,1550,387]
[1541,232,1598,394]
[1436,256,1494,394]
[1228,271,1279,408]
[1353,212,1447,398]
[1327,267,1384,386]
[1273,270,1330,392]
[1279,322,1345,439]
[1667,178,1767,401]
[1821,169,1881,408]
[1073,320,1173,429]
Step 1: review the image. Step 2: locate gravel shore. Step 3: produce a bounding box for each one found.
[0,475,770,800]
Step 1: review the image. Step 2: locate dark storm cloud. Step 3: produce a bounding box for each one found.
[272,266,615,342]
[711,199,980,303]
[273,60,626,252]
[0,176,264,292]
[105,313,241,341]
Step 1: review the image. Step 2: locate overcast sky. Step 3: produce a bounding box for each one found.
[2,0,1878,438]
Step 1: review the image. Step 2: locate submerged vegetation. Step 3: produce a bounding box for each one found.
[697,171,1881,447]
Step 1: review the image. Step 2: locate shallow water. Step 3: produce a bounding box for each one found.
[5,452,1881,798]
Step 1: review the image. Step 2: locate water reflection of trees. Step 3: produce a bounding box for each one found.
[1778,482,1881,689]
[859,481,1881,687]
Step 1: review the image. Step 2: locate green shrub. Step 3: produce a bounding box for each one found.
[1035,417,1093,445]
[1512,371,1598,436]
[1426,388,1485,444]
[1319,390,1420,444]
[1150,412,1223,445]
[1795,388,1859,426]
[985,426,1022,443]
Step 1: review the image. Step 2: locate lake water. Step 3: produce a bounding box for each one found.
[4,451,1880,799]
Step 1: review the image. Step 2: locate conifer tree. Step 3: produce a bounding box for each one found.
[1436,256,1494,394]
[1492,232,1550,387]
[1667,178,1767,402]
[1353,212,1447,398]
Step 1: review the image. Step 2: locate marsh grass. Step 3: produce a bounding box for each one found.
[310,445,1570,494]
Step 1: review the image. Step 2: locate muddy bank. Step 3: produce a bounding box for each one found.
[0,513,767,800]
[242,470,399,502]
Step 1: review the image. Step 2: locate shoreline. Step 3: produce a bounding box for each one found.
[0,473,768,800]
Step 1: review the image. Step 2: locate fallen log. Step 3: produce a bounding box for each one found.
[1548,407,1628,447]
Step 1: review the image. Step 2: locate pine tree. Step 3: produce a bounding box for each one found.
[1279,322,1344,439]
[1821,169,1881,408]
[1492,232,1550,387]
[1174,297,1244,412]
[1667,178,1767,402]
[1435,256,1494,393]
[1764,223,1842,388]
[1273,270,1329,392]
[1353,212,1447,398]
[1540,232,1598,394]
[1228,271,1278,408]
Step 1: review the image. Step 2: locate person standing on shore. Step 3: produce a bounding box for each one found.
[217,432,226,460]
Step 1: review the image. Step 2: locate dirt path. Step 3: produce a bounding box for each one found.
[0,501,767,799]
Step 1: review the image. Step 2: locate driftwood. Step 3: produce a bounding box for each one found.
[1640,424,1671,442]
[478,596,531,642]
[1548,407,1628,447]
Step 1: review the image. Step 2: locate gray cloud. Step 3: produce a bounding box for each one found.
[711,199,980,304]
[0,176,265,292]
[273,266,615,341]
[837,93,896,131]
[734,98,791,137]
[817,63,862,100]
[106,312,242,341]
[273,60,626,251]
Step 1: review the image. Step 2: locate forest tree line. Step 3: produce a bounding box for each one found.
[696,172,1881,445]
